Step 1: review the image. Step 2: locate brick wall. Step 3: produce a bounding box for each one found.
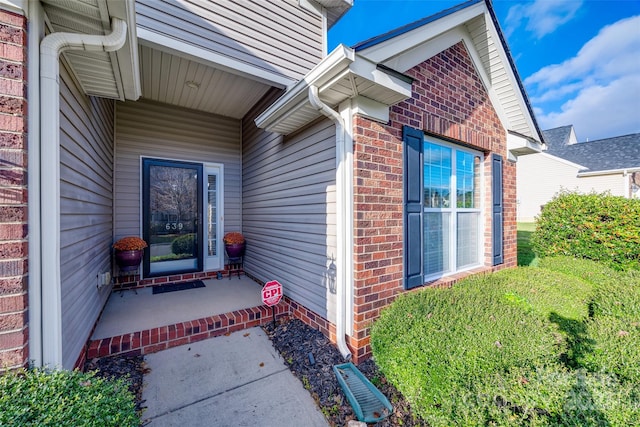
[0,9,28,370]
[350,42,514,362]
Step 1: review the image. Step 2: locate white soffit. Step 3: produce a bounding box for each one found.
[41,0,140,101]
[301,0,352,28]
[255,45,412,135]
[138,45,271,119]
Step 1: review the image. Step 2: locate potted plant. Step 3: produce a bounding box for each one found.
[223,232,245,258]
[113,236,148,272]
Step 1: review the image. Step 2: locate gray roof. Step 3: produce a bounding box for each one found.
[544,129,640,173]
[542,125,574,148]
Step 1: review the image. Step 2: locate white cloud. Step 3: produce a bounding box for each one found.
[505,0,582,39]
[536,74,640,141]
[525,15,640,90]
[527,15,640,140]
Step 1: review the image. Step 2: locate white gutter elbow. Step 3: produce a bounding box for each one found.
[38,18,127,368]
[308,86,352,361]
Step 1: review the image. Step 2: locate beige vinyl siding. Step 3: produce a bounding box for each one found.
[516,153,627,222]
[136,0,323,81]
[242,94,336,319]
[59,61,115,369]
[114,99,242,243]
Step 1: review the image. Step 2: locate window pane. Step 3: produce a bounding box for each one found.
[424,142,452,208]
[207,175,217,257]
[424,212,451,276]
[456,151,478,208]
[457,212,479,268]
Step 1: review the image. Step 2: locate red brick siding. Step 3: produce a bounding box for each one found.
[0,9,28,370]
[350,42,515,362]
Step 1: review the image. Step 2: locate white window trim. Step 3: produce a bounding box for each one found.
[423,137,484,282]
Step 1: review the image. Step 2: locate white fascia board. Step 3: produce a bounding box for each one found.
[106,0,141,100]
[137,28,296,90]
[578,167,640,177]
[255,45,355,129]
[482,10,539,140]
[0,0,27,15]
[357,2,485,64]
[507,132,542,156]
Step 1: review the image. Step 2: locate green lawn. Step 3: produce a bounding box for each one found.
[517,222,537,266]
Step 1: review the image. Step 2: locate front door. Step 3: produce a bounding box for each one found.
[142,158,203,277]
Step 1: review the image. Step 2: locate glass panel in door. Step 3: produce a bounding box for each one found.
[205,165,223,271]
[142,159,203,277]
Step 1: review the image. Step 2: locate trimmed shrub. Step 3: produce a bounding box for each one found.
[540,256,640,384]
[171,233,196,256]
[538,256,623,288]
[371,268,593,425]
[0,368,138,426]
[532,192,640,271]
[584,269,640,384]
[370,262,640,426]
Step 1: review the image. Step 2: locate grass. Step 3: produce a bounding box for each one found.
[371,257,640,426]
[517,222,538,266]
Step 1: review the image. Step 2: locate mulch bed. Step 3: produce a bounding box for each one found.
[262,318,423,426]
[85,318,423,426]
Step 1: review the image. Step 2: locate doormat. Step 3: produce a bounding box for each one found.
[152,280,205,295]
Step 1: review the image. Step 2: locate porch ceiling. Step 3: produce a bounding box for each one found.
[138,45,271,119]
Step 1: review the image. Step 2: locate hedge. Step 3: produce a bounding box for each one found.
[532,192,640,271]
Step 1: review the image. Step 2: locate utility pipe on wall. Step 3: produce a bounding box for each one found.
[39,18,127,367]
[308,85,352,360]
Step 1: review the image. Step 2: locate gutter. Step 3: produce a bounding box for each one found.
[577,167,640,178]
[308,86,352,361]
[39,18,128,367]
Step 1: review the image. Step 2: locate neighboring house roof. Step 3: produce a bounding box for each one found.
[541,125,578,148]
[547,132,640,174]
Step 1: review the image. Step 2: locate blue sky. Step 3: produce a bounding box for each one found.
[328,0,640,142]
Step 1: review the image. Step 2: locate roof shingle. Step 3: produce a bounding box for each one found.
[544,129,640,173]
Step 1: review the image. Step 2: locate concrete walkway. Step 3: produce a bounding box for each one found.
[141,327,329,427]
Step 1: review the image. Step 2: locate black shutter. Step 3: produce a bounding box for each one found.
[403,126,424,289]
[492,154,504,265]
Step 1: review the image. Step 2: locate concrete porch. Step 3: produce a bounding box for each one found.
[87,276,288,359]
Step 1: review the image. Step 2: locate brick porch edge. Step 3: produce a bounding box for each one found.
[86,303,289,360]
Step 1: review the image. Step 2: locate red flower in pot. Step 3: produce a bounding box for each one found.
[223,232,245,258]
[113,236,148,272]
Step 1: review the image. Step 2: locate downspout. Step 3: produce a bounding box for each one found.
[39,18,127,367]
[308,86,352,360]
[27,1,44,368]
